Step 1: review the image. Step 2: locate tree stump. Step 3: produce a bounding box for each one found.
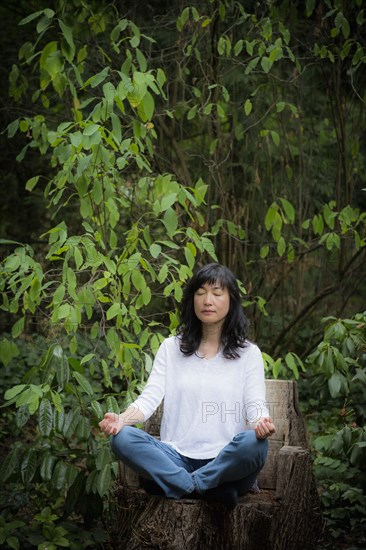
[111,380,323,550]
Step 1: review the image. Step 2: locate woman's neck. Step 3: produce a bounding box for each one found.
[199,321,224,358]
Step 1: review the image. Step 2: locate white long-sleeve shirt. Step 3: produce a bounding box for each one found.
[131,336,269,459]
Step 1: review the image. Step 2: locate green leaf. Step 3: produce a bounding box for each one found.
[21,448,38,484]
[106,303,121,320]
[101,359,112,388]
[4,384,26,401]
[39,398,53,436]
[90,400,104,420]
[52,460,67,490]
[277,236,286,257]
[0,339,20,367]
[19,9,53,26]
[53,284,65,305]
[261,56,272,73]
[59,19,75,61]
[40,453,56,481]
[260,245,269,259]
[83,123,100,136]
[150,243,161,258]
[25,175,40,192]
[97,464,111,497]
[264,204,277,230]
[0,445,22,483]
[163,207,178,237]
[244,99,252,116]
[105,396,120,414]
[271,130,280,146]
[328,371,342,398]
[12,317,25,338]
[161,192,177,211]
[280,198,295,223]
[132,269,146,291]
[187,105,197,120]
[73,371,94,396]
[138,91,155,122]
[80,353,95,365]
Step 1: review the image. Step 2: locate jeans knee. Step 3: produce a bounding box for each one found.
[110,425,135,458]
[234,431,268,464]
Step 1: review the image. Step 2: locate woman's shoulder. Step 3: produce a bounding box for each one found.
[159,334,182,351]
[237,340,262,358]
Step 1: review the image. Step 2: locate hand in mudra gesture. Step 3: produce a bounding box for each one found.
[254,417,276,439]
[99,412,123,436]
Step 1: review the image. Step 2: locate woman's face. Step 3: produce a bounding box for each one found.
[193,281,230,325]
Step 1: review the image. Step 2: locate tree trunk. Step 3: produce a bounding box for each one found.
[111,449,322,550]
[110,381,323,550]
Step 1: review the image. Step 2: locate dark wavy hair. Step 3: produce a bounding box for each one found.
[178,263,249,359]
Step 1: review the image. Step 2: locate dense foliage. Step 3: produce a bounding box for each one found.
[0,0,365,548]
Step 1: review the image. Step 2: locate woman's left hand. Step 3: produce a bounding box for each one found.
[255,417,276,439]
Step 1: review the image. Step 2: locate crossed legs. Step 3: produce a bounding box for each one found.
[111,426,268,500]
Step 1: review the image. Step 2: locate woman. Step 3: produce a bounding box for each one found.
[99,263,276,508]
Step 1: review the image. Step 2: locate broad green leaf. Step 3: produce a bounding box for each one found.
[80,353,95,365]
[260,56,272,73]
[25,175,40,192]
[16,404,30,428]
[245,56,260,74]
[163,207,178,237]
[280,198,295,223]
[138,91,155,122]
[105,396,120,414]
[19,10,44,26]
[187,105,197,120]
[52,460,67,490]
[96,447,111,471]
[21,449,38,484]
[53,284,65,305]
[244,99,252,116]
[86,469,99,494]
[59,20,75,61]
[12,316,25,338]
[103,82,115,101]
[260,245,269,258]
[150,243,161,258]
[271,130,280,146]
[63,409,81,437]
[264,204,277,230]
[83,123,100,136]
[161,193,177,211]
[101,359,112,388]
[90,400,104,420]
[277,236,286,257]
[73,371,94,396]
[85,67,109,88]
[328,371,342,398]
[285,353,299,379]
[54,303,70,320]
[0,445,22,482]
[106,303,121,320]
[39,398,53,436]
[132,269,146,291]
[0,339,20,367]
[97,464,111,497]
[40,453,56,481]
[184,246,195,269]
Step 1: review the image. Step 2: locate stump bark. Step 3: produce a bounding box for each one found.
[111,380,323,550]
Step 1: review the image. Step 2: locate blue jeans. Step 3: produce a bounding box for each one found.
[111,426,268,499]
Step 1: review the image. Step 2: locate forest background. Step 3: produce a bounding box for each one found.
[0,0,365,549]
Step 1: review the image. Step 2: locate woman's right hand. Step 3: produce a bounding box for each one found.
[99,412,124,436]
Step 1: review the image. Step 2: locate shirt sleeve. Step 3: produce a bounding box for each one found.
[243,344,270,424]
[129,339,167,421]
